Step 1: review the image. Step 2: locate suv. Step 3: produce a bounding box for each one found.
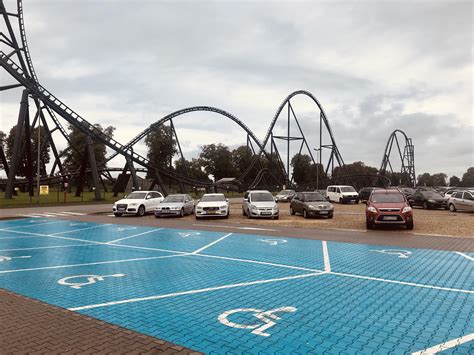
[326,185,359,203]
[113,191,164,217]
[242,190,279,219]
[366,189,413,230]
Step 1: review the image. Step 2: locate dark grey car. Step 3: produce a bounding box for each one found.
[290,192,334,219]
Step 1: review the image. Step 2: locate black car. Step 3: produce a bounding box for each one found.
[411,190,447,209]
[290,191,334,219]
[358,187,376,203]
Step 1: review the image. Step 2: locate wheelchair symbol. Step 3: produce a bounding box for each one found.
[258,239,287,246]
[370,249,412,259]
[58,273,125,289]
[179,232,200,238]
[218,306,297,337]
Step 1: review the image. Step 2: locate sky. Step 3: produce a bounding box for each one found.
[0,0,472,180]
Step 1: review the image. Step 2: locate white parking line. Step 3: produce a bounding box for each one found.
[412,332,474,354]
[322,241,331,272]
[192,233,233,254]
[455,252,474,262]
[68,272,324,311]
[59,212,86,216]
[105,228,164,244]
[0,243,101,252]
[330,271,474,294]
[3,220,64,230]
[0,253,189,275]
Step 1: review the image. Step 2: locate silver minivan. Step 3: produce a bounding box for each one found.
[447,190,474,212]
[242,190,279,219]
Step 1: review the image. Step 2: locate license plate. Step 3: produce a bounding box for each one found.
[319,211,328,214]
[384,216,397,221]
[207,211,217,214]
[118,207,126,211]
[161,210,170,214]
[261,212,272,215]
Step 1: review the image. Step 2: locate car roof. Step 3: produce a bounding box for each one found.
[202,193,225,196]
[166,194,187,197]
[247,190,271,193]
[372,189,403,194]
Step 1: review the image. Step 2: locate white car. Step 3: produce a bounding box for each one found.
[195,193,230,219]
[326,185,359,204]
[242,190,279,219]
[113,191,164,217]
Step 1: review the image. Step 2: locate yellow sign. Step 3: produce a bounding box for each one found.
[39,185,49,195]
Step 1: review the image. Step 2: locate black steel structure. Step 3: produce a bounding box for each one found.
[380,129,416,188]
[0,0,403,196]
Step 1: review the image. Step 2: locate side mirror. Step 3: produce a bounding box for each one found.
[226,198,229,202]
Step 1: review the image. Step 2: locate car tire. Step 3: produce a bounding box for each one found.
[449,203,456,212]
[273,215,279,220]
[423,201,430,209]
[290,206,295,215]
[137,205,145,217]
[328,214,333,219]
[366,219,374,230]
[114,213,122,217]
[303,209,308,219]
[406,221,414,230]
[339,197,343,204]
[179,208,184,217]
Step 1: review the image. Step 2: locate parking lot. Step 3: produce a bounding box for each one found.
[0,217,472,353]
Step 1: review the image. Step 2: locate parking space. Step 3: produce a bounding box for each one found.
[0,218,472,353]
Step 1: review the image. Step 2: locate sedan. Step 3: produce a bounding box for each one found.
[195,193,230,219]
[290,191,334,219]
[154,194,195,217]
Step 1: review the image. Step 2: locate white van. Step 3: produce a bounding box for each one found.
[326,185,359,204]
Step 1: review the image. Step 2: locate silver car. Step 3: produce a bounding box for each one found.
[154,194,195,217]
[242,190,279,219]
[447,190,474,212]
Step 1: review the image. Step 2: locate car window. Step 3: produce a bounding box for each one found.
[303,192,325,202]
[340,186,356,192]
[336,188,341,193]
[453,192,463,198]
[125,192,147,200]
[250,192,274,202]
[463,192,473,200]
[371,193,405,203]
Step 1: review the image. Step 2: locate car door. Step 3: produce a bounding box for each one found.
[185,195,194,214]
[291,194,300,213]
[143,193,153,211]
[296,193,305,213]
[452,191,463,209]
[243,191,250,214]
[414,191,422,206]
[463,192,474,211]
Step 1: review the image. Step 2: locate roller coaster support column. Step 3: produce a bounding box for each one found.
[5,89,29,199]
[125,156,139,191]
[75,136,102,200]
[152,170,168,196]
[0,146,9,177]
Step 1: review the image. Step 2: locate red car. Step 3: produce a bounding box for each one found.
[366,189,414,230]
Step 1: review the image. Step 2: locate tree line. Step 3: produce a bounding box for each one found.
[0,124,472,188]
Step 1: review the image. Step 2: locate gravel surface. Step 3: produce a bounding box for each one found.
[221,202,474,238]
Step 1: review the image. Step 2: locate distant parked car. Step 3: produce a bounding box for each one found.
[399,187,416,198]
[359,187,377,203]
[326,185,359,203]
[113,191,164,217]
[443,189,458,202]
[290,191,334,219]
[411,190,447,209]
[242,190,279,219]
[195,193,230,219]
[366,189,413,230]
[447,190,474,212]
[274,189,296,202]
[154,194,194,217]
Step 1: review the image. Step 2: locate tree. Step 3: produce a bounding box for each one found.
[431,173,447,186]
[461,167,474,187]
[5,125,51,177]
[291,153,313,185]
[333,161,378,178]
[199,143,236,182]
[145,125,177,176]
[231,145,256,185]
[417,173,433,186]
[62,124,115,171]
[449,175,461,186]
[0,130,6,171]
[174,158,210,182]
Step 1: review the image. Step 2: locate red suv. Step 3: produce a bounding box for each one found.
[366,189,413,230]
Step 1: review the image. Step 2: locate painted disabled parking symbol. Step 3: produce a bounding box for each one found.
[370,249,412,259]
[179,232,201,238]
[218,307,297,337]
[58,273,125,289]
[258,239,287,246]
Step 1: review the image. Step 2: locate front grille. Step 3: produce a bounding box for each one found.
[162,207,170,210]
[259,208,273,211]
[379,208,400,212]
[117,204,127,210]
[203,207,219,211]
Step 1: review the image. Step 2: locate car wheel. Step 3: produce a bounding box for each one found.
[137,205,145,217]
[290,206,295,215]
[328,213,333,219]
[339,197,343,204]
[179,208,184,217]
[303,209,308,219]
[449,203,456,212]
[406,221,414,230]
[273,215,279,220]
[114,213,122,217]
[225,212,229,219]
[422,201,429,209]
[366,219,374,230]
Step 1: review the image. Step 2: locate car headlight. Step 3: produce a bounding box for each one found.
[220,205,227,209]
[251,204,258,210]
[402,206,412,213]
[329,204,334,209]
[196,206,203,210]
[155,207,162,211]
[171,206,180,210]
[367,206,377,213]
[129,203,137,206]
[428,199,436,203]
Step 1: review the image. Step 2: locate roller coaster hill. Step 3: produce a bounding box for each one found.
[0,0,416,199]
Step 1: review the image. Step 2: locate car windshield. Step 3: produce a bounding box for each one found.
[125,192,147,200]
[251,192,274,202]
[279,190,293,195]
[371,193,405,203]
[340,186,356,192]
[303,192,325,202]
[201,195,225,202]
[163,195,184,203]
[423,191,443,198]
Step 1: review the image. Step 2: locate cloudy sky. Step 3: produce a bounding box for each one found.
[0,0,472,179]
